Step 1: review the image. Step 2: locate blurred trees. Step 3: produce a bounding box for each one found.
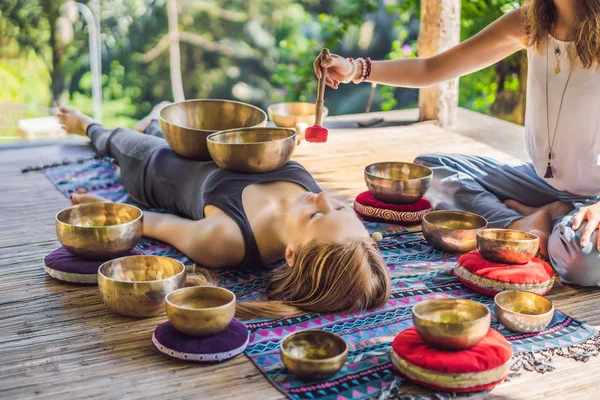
[1,0,526,129]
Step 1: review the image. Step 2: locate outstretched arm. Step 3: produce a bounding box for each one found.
[143,212,244,268]
[315,9,527,88]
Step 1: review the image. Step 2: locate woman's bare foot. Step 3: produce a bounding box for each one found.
[507,210,553,258]
[505,199,573,220]
[57,107,96,136]
[70,193,110,205]
[134,101,171,132]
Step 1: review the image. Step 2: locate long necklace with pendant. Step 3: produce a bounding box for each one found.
[544,38,575,179]
[552,37,562,74]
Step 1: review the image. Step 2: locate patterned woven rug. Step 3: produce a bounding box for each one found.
[44,158,600,400]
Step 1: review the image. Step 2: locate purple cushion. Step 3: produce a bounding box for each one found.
[45,246,144,275]
[152,319,249,362]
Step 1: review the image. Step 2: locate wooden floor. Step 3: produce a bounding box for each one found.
[1,109,599,400]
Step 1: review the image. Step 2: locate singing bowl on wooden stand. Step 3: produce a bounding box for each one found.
[159,99,268,160]
[55,202,143,260]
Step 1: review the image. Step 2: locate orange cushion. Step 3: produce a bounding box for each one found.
[391,327,513,392]
[454,251,555,296]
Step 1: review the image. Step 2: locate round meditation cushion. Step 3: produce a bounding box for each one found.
[152,319,249,363]
[454,251,555,296]
[44,246,144,284]
[353,191,431,224]
[391,327,513,393]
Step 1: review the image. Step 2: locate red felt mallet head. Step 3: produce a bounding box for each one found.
[305,48,330,143]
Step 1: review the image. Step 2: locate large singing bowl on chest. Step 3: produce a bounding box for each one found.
[159,99,268,160]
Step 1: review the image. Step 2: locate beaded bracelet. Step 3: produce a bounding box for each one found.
[353,58,367,84]
[341,58,357,84]
[365,57,372,80]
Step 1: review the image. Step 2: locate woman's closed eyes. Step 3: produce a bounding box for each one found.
[310,206,350,219]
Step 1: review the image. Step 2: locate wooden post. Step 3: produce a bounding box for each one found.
[167,0,185,102]
[417,0,460,127]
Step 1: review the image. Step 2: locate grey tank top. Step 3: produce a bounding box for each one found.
[143,146,321,268]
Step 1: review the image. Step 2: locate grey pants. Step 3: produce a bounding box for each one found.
[415,153,600,287]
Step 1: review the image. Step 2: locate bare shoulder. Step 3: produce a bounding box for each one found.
[191,213,245,268]
[501,8,528,45]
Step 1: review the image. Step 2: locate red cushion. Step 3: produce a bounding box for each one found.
[391,327,512,392]
[356,191,431,211]
[354,191,431,224]
[455,251,555,296]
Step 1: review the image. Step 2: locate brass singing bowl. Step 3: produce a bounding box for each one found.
[477,229,540,264]
[494,290,554,333]
[413,299,491,351]
[280,330,349,381]
[364,162,433,204]
[422,210,488,253]
[159,99,268,160]
[267,102,329,128]
[56,203,143,260]
[166,286,236,337]
[207,127,297,173]
[98,256,186,318]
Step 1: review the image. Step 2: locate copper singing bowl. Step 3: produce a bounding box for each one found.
[166,286,236,337]
[364,162,433,204]
[98,256,186,318]
[280,330,348,381]
[477,229,540,264]
[56,203,143,260]
[422,210,488,253]
[159,99,268,160]
[413,299,491,351]
[494,290,554,333]
[207,127,297,173]
[267,102,329,128]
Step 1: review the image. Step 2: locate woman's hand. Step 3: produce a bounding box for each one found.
[572,202,600,250]
[313,54,354,89]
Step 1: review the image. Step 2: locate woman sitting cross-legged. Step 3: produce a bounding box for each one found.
[315,0,600,286]
[57,107,391,320]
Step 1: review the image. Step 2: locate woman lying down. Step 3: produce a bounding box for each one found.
[58,106,391,320]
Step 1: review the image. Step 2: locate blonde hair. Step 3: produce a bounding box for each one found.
[524,0,600,68]
[186,237,391,320]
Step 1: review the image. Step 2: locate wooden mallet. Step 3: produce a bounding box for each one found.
[305,48,330,143]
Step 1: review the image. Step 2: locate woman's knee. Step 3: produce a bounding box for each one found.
[548,222,600,286]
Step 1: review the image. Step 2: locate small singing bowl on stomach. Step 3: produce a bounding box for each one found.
[159,99,268,161]
[166,286,236,337]
[267,102,329,128]
[280,330,349,381]
[207,127,297,173]
[56,202,143,260]
[477,229,540,264]
[422,210,488,254]
[494,290,554,333]
[98,256,186,318]
[364,162,433,204]
[413,299,491,351]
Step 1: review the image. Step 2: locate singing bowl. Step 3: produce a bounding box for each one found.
[267,102,329,128]
[56,203,143,260]
[364,162,433,204]
[159,99,268,160]
[280,330,348,381]
[413,299,491,351]
[207,127,297,173]
[494,290,554,333]
[422,210,488,253]
[166,286,236,337]
[98,256,186,318]
[477,229,540,264]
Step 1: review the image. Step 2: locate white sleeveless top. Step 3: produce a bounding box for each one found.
[525,36,600,196]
